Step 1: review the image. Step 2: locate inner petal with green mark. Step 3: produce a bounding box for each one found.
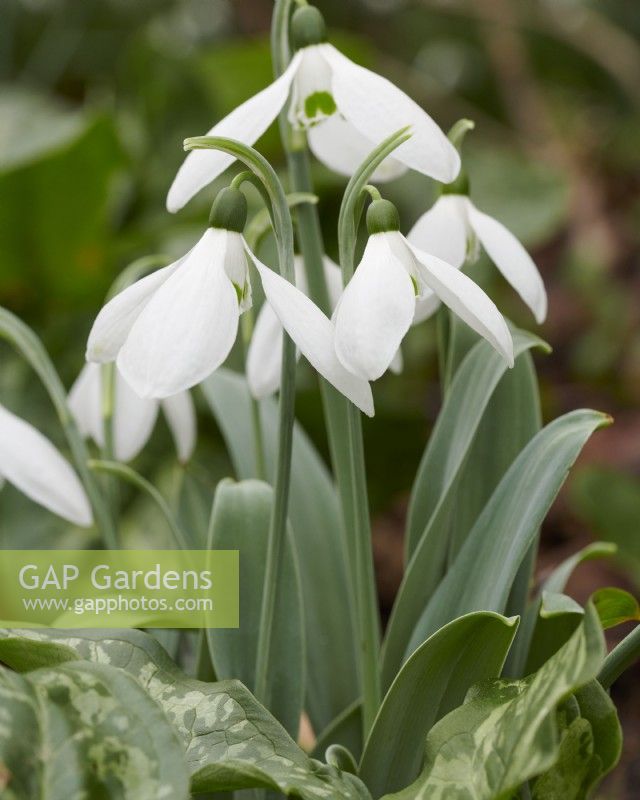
[289,45,336,128]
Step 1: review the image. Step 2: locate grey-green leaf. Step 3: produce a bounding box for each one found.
[383,329,545,686]
[381,605,605,800]
[404,410,609,658]
[207,478,304,738]
[360,612,518,798]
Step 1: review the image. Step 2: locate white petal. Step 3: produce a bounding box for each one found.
[406,237,514,366]
[68,363,104,445]
[86,260,181,363]
[322,255,345,309]
[117,229,240,398]
[288,45,335,128]
[247,301,285,399]
[468,202,547,324]
[167,52,303,212]
[307,114,407,183]
[0,404,93,527]
[407,195,469,268]
[323,44,460,183]
[413,292,441,325]
[245,244,374,417]
[112,371,159,462]
[161,391,197,463]
[334,233,416,381]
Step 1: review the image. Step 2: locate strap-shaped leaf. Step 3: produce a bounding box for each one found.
[404,410,609,659]
[0,660,190,799]
[360,612,518,798]
[201,368,359,731]
[381,605,605,800]
[0,628,370,799]
[383,329,545,686]
[207,478,304,738]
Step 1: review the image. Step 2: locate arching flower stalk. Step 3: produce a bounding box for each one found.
[335,194,515,382]
[68,363,196,464]
[167,4,459,213]
[0,403,93,527]
[86,187,373,417]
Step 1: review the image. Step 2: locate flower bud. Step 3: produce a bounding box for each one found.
[366,199,400,235]
[291,5,327,50]
[209,187,248,233]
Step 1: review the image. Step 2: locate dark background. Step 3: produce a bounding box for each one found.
[1,1,639,794]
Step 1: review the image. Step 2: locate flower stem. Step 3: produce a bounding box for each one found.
[0,307,118,549]
[240,310,267,481]
[185,136,298,709]
[270,3,382,731]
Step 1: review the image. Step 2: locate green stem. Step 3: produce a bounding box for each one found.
[184,136,297,708]
[0,307,117,549]
[598,624,640,689]
[271,1,400,734]
[89,460,191,551]
[240,310,267,481]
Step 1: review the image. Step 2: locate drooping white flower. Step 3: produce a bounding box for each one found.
[68,363,196,463]
[247,254,403,398]
[0,403,93,527]
[334,199,514,381]
[87,188,374,416]
[167,5,459,213]
[407,193,547,324]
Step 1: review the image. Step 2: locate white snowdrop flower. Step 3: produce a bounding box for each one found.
[87,188,374,416]
[0,403,93,527]
[407,188,547,324]
[68,363,196,463]
[334,198,514,381]
[247,254,403,399]
[167,5,459,213]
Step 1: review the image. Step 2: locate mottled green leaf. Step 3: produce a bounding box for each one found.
[382,606,605,800]
[361,612,518,797]
[0,660,189,800]
[532,680,622,799]
[0,628,370,799]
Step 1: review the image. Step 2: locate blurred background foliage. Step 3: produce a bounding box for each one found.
[0,0,639,792]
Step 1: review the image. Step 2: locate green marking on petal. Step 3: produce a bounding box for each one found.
[304,91,336,124]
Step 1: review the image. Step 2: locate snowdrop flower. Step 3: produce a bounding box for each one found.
[0,403,93,527]
[87,188,373,416]
[335,198,514,381]
[68,363,196,463]
[407,182,547,324]
[167,5,459,212]
[248,255,403,398]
